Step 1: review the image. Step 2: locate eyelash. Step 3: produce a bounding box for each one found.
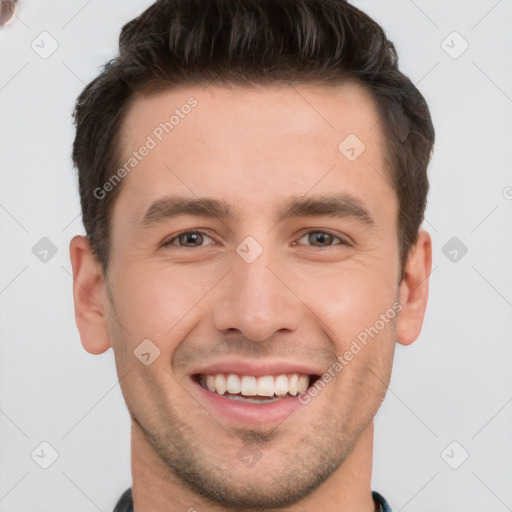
[161,230,351,249]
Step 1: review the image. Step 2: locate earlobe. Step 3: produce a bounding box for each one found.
[396,229,432,346]
[69,235,111,354]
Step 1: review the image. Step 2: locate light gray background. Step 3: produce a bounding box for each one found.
[0,1,511,511]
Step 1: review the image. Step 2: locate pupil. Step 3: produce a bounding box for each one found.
[311,232,331,246]
[182,233,201,246]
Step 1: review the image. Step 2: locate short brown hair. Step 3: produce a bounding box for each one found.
[72,0,434,278]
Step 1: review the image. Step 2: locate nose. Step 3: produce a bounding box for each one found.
[212,244,302,342]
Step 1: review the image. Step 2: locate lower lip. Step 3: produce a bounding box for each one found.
[193,379,306,425]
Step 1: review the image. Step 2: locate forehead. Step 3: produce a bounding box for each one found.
[113,81,394,226]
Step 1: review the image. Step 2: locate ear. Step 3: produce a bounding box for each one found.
[69,235,111,354]
[396,229,432,346]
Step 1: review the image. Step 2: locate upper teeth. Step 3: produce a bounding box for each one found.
[199,373,310,397]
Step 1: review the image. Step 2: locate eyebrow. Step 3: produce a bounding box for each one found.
[140,193,376,228]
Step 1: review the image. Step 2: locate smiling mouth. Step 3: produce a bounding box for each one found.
[195,373,320,403]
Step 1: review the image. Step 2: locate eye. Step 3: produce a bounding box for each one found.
[161,229,350,250]
[161,231,216,248]
[294,230,350,248]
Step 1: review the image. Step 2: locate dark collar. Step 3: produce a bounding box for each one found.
[113,488,394,511]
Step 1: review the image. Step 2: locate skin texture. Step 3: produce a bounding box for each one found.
[70,81,432,512]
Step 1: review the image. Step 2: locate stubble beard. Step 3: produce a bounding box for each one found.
[128,355,390,510]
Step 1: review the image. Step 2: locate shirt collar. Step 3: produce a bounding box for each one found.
[114,488,393,511]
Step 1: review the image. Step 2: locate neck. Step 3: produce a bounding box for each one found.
[131,422,377,512]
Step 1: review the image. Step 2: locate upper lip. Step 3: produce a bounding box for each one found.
[192,359,322,377]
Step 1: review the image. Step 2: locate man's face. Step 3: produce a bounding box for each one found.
[105,82,401,507]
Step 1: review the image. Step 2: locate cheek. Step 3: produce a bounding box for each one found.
[108,234,399,350]
[108,262,219,344]
[292,261,399,343]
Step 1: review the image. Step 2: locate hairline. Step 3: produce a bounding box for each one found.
[101,77,404,277]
